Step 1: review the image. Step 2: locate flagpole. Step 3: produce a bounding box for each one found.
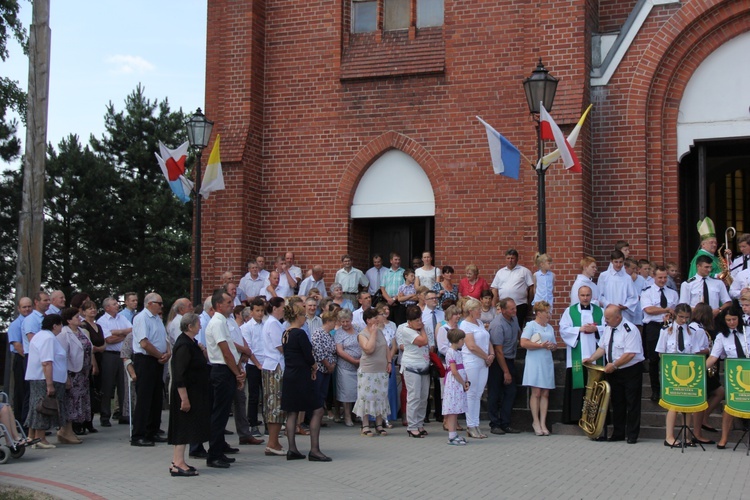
[536,120,546,255]
[193,151,203,308]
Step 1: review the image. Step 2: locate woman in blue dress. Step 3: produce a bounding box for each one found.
[520,301,557,436]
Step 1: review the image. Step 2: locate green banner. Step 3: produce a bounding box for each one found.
[724,358,750,419]
[659,353,707,413]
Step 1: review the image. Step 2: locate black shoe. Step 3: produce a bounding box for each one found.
[100,419,112,428]
[113,411,122,420]
[157,429,166,435]
[150,435,168,443]
[223,429,234,435]
[717,443,727,449]
[287,450,305,460]
[308,452,332,462]
[85,422,98,433]
[664,439,680,447]
[701,424,719,433]
[692,437,715,445]
[219,454,236,463]
[435,415,444,423]
[627,438,637,444]
[118,418,130,425]
[131,438,155,447]
[594,436,608,442]
[189,450,208,459]
[223,446,240,454]
[607,436,625,442]
[490,427,505,435]
[206,458,231,468]
[501,426,521,434]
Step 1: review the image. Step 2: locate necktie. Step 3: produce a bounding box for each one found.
[608,327,616,364]
[431,310,437,333]
[678,325,685,352]
[702,278,710,305]
[744,255,748,271]
[733,331,747,359]
[660,288,667,308]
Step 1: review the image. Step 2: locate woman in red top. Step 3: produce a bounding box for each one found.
[459,264,489,300]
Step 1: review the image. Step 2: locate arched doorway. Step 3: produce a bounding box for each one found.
[350,149,435,267]
[678,32,750,265]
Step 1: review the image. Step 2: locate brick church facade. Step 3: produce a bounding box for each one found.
[197,0,750,300]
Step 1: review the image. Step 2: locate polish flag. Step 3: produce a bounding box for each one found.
[539,103,580,173]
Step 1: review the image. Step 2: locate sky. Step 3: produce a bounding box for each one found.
[2,0,207,168]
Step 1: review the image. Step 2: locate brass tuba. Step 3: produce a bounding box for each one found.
[717,227,736,287]
[579,362,611,439]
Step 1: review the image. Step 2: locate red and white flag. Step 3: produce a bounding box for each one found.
[539,103,580,173]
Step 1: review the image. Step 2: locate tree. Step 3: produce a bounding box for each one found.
[0,0,27,161]
[89,84,192,309]
[0,166,21,318]
[43,134,119,305]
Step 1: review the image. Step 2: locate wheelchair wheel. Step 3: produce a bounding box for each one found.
[10,444,25,459]
[0,445,10,464]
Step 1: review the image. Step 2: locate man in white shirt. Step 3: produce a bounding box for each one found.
[226,282,242,306]
[239,261,266,302]
[266,257,295,298]
[730,267,750,300]
[167,298,193,346]
[120,292,138,323]
[570,256,600,306]
[285,251,303,291]
[97,297,133,427]
[299,265,327,299]
[335,254,369,305]
[491,249,534,328]
[352,291,373,330]
[206,289,246,468]
[640,266,678,401]
[583,305,645,444]
[680,255,732,315]
[130,293,171,446]
[730,233,750,280]
[365,254,388,297]
[256,255,270,281]
[240,298,266,438]
[597,250,639,323]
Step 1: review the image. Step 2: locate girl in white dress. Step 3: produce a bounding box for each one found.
[442,328,470,446]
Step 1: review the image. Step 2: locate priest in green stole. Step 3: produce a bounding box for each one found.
[559,286,605,424]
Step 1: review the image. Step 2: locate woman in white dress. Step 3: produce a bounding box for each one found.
[461,299,494,438]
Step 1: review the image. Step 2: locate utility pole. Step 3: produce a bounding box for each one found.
[16,0,51,299]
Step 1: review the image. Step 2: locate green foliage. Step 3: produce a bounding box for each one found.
[88,84,192,309]
[0,165,21,318]
[0,0,27,161]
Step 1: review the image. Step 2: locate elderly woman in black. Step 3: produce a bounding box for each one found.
[282,303,331,462]
[168,313,210,477]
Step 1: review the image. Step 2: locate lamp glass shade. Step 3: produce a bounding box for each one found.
[522,60,558,114]
[185,108,214,148]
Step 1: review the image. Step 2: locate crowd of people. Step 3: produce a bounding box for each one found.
[5,220,750,474]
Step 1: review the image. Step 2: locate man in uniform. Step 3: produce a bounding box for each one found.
[640,266,678,401]
[680,255,732,316]
[584,305,645,444]
[730,233,750,280]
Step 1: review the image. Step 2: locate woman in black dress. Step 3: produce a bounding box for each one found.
[282,303,331,462]
[168,313,210,477]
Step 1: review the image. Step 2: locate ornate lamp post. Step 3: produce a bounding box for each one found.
[523,59,558,254]
[185,108,214,307]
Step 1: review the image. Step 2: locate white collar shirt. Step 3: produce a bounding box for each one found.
[206,313,239,365]
[598,319,644,367]
[365,266,388,295]
[679,275,731,309]
[640,285,679,323]
[490,265,533,305]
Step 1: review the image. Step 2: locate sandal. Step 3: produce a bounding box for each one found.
[172,462,196,472]
[15,437,39,447]
[296,425,310,436]
[406,430,423,438]
[170,465,199,477]
[418,428,428,436]
[360,426,374,437]
[375,425,387,436]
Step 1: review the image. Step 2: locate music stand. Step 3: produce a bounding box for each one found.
[732,420,750,455]
[669,412,704,453]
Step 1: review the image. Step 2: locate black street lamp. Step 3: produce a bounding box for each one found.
[523,59,558,254]
[185,108,214,307]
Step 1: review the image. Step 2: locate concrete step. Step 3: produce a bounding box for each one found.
[551,421,750,443]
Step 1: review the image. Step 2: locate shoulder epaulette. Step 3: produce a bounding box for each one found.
[642,285,652,292]
[688,325,696,332]
[687,276,697,283]
[623,323,632,333]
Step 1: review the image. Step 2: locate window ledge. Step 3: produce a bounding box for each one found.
[341,27,445,80]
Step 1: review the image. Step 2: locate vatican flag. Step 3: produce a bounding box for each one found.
[200,134,225,198]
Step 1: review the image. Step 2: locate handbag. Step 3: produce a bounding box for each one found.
[429,351,446,378]
[36,395,59,416]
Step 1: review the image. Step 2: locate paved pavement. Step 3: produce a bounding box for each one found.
[1,412,750,499]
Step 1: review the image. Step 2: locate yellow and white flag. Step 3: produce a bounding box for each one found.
[200,134,225,198]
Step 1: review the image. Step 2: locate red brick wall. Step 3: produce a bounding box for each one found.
[599,0,637,32]
[200,0,750,316]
